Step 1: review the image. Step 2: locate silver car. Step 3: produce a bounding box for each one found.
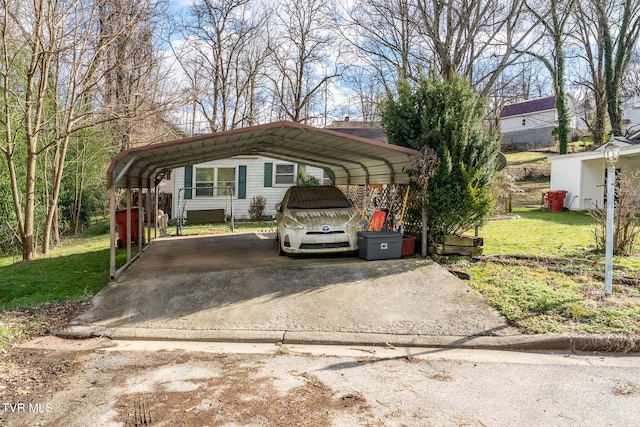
[276,186,362,255]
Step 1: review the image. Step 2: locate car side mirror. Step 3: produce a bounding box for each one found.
[276,203,282,212]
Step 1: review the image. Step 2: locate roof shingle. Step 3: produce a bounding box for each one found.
[499,96,556,118]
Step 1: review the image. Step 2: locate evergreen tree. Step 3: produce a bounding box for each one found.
[381,71,499,243]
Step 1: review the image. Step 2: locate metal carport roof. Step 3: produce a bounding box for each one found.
[106,121,419,279]
[107,121,418,189]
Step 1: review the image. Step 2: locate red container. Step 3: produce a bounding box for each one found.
[115,207,143,248]
[548,190,567,212]
[401,236,417,256]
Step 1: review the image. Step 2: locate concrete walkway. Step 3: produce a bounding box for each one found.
[63,233,637,351]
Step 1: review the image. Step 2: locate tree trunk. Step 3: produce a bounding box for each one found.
[23,148,37,261]
[42,136,69,255]
[555,46,570,154]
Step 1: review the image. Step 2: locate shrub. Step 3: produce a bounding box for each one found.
[381,70,499,243]
[248,195,267,221]
[590,177,640,255]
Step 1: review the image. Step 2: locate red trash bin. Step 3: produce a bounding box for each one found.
[548,190,567,212]
[115,207,143,248]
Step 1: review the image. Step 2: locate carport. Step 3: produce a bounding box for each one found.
[106,120,419,279]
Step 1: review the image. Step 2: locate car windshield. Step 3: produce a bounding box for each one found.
[286,187,353,209]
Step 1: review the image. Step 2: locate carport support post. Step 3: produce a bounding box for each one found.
[146,178,152,244]
[138,177,144,253]
[126,178,132,262]
[421,205,428,257]
[109,183,117,280]
[154,182,159,239]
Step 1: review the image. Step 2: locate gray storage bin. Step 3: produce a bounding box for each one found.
[357,231,403,260]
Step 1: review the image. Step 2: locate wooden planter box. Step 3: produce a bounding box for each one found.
[432,234,483,256]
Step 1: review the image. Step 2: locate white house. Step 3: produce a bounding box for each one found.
[547,136,640,211]
[172,157,327,223]
[622,95,640,135]
[499,95,580,147]
[169,120,389,223]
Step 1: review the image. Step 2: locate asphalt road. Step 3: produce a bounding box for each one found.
[8,338,640,427]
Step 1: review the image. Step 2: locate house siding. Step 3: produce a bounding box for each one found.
[622,96,640,133]
[580,158,604,210]
[500,96,579,147]
[172,156,325,221]
[501,126,556,146]
[549,156,581,210]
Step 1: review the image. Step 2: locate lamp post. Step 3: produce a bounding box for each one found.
[604,138,620,297]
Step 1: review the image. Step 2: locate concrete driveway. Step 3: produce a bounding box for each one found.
[69,232,520,346]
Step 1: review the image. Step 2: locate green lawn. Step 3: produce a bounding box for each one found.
[481,208,596,258]
[175,221,274,236]
[452,208,640,335]
[0,232,112,310]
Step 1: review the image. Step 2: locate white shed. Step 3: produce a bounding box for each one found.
[547,138,640,211]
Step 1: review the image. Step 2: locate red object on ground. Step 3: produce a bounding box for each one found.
[115,207,143,247]
[548,190,567,212]
[401,236,417,256]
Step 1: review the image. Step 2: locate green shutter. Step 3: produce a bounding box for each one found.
[264,162,273,187]
[238,165,247,199]
[184,165,193,199]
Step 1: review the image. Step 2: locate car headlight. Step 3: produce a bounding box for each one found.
[283,216,304,229]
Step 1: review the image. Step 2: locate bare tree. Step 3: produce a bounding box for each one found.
[621,50,640,98]
[599,0,640,136]
[267,0,342,123]
[342,67,385,121]
[572,0,640,141]
[171,0,271,133]
[337,0,422,92]
[415,0,541,96]
[572,0,608,145]
[523,0,576,154]
[0,0,165,260]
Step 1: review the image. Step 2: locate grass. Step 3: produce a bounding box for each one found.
[0,231,112,310]
[175,221,274,236]
[449,152,640,334]
[462,262,640,334]
[481,208,596,258]
[0,221,143,348]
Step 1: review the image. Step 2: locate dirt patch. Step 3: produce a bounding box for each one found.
[0,348,84,426]
[0,301,90,425]
[1,300,90,345]
[612,380,640,397]
[113,356,373,427]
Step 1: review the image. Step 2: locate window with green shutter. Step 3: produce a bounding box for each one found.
[264,162,273,187]
[238,165,247,199]
[184,165,193,199]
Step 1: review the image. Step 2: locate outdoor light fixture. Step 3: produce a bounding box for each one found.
[604,140,620,166]
[604,137,620,297]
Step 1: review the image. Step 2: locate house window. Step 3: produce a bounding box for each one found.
[522,118,526,126]
[216,167,235,196]
[322,170,333,185]
[195,167,236,197]
[275,164,295,185]
[195,167,215,197]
